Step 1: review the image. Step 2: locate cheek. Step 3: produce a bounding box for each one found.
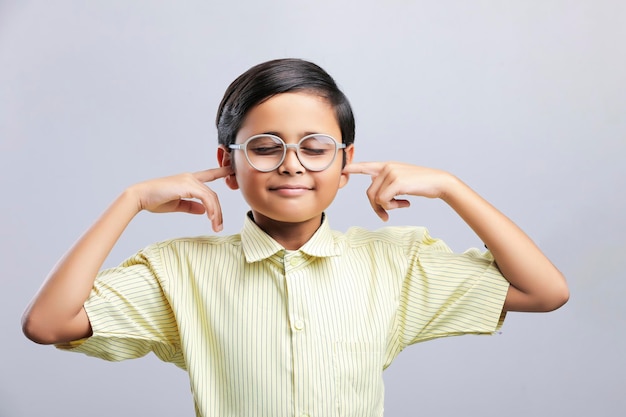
[318,170,344,192]
[234,164,264,192]
[232,152,253,175]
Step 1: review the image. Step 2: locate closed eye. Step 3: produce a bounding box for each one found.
[300,147,330,156]
[250,145,283,156]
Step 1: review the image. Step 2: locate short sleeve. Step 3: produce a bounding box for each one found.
[390,232,509,350]
[55,247,183,367]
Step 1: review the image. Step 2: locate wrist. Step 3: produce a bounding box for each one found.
[438,172,465,203]
[439,172,463,199]
[119,185,145,215]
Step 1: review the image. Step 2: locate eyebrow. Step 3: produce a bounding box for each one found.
[261,131,323,138]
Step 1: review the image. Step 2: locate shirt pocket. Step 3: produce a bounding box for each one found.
[333,341,385,417]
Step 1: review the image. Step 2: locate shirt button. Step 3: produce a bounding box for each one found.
[289,258,299,267]
[294,320,305,331]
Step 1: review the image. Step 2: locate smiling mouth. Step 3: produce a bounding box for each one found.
[269,185,313,191]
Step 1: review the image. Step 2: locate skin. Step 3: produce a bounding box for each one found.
[22,92,569,346]
[343,161,569,312]
[218,92,353,249]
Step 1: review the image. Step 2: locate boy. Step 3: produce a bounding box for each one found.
[22,58,569,416]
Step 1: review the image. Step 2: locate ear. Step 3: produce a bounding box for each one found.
[338,144,355,189]
[217,146,239,190]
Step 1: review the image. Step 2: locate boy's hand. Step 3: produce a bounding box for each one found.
[343,161,452,221]
[127,166,233,232]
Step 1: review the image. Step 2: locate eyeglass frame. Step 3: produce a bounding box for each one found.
[228,133,347,172]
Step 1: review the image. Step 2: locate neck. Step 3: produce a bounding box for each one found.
[250,212,323,250]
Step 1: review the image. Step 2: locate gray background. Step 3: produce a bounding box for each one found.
[1,1,624,416]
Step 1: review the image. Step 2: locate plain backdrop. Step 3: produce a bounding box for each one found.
[1,1,624,416]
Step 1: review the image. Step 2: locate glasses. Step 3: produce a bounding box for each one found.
[229,134,346,172]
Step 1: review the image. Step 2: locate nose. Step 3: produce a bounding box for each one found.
[279,145,305,174]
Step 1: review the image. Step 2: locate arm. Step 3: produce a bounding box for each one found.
[343,161,569,313]
[21,167,232,345]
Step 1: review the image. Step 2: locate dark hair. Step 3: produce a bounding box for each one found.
[216,58,355,149]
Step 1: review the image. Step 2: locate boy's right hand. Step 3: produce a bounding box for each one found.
[22,165,233,345]
[127,166,233,232]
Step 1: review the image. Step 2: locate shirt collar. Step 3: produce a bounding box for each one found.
[240,212,341,262]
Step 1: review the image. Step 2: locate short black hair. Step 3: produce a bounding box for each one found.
[216,58,355,148]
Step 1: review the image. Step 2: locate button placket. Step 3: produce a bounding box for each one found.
[285,253,306,332]
[293,319,305,331]
[283,250,312,416]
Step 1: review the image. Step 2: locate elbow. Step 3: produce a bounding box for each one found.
[22,312,45,344]
[21,309,58,345]
[536,280,570,312]
[546,269,570,311]
[505,278,570,313]
[22,304,92,345]
[546,283,570,311]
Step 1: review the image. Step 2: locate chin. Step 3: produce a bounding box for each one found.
[254,209,323,225]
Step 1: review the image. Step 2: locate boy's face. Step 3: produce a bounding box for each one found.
[218,92,354,227]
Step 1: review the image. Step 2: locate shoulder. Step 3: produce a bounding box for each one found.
[115,234,243,286]
[153,233,241,250]
[338,225,443,251]
[137,233,243,262]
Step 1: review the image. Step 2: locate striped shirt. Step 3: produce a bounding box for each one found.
[58,213,509,417]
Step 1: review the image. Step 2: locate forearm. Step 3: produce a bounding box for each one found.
[343,161,569,312]
[441,175,569,312]
[22,189,141,343]
[22,168,231,344]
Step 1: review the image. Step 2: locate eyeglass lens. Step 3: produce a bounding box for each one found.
[245,135,340,171]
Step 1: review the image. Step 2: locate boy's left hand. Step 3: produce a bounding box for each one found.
[343,161,452,221]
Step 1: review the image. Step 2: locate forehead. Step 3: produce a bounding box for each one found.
[236,92,341,141]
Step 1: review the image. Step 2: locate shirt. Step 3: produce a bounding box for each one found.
[58,213,509,417]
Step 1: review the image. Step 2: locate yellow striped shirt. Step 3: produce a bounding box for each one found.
[58,213,509,417]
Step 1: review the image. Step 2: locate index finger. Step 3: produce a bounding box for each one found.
[342,161,384,176]
[194,166,234,182]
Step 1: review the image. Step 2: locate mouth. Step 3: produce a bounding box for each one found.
[269,184,313,191]
[268,184,314,196]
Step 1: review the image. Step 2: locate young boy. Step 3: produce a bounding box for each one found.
[22,58,569,417]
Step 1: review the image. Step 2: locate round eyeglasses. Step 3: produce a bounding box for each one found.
[229,134,346,172]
